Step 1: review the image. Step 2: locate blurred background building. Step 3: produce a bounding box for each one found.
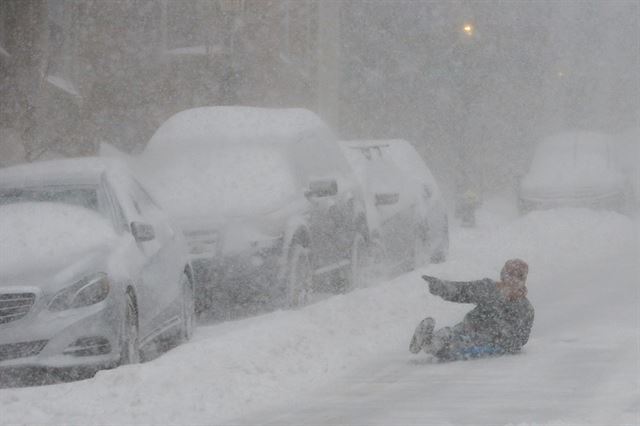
[0,0,638,192]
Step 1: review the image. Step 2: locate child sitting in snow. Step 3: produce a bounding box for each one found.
[410,259,534,360]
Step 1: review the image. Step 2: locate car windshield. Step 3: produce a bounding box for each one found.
[530,138,614,177]
[0,185,102,214]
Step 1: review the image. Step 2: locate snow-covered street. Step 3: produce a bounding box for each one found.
[1,198,637,425]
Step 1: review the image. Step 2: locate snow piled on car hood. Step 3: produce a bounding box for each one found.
[1,202,636,425]
[0,202,116,276]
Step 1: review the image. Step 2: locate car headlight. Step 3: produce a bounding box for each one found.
[185,230,219,256]
[188,240,218,256]
[49,272,111,311]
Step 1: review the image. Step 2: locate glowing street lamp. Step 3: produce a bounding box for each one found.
[463,23,474,36]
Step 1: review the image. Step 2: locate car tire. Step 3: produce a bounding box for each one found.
[411,225,430,270]
[120,292,140,365]
[430,224,449,264]
[179,272,196,342]
[367,236,388,279]
[282,243,312,308]
[339,233,368,293]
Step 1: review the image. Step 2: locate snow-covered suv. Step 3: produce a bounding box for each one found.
[138,107,369,312]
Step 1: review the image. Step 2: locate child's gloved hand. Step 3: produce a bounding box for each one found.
[422,275,444,295]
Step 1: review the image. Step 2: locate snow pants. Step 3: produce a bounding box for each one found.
[427,323,505,361]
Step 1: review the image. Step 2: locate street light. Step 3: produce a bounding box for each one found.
[463,23,474,37]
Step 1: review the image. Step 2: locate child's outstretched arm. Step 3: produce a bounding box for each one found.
[422,275,495,304]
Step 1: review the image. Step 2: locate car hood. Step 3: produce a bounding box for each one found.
[0,248,113,296]
[0,202,117,279]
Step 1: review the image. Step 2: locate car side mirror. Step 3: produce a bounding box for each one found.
[375,192,400,206]
[305,179,338,198]
[131,221,155,242]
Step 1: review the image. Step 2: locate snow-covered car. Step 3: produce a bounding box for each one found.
[0,158,195,372]
[138,107,368,312]
[519,132,629,213]
[340,139,449,272]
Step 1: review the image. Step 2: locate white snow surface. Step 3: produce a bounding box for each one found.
[0,203,115,276]
[1,199,638,425]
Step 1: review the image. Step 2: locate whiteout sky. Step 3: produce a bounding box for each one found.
[1,1,638,191]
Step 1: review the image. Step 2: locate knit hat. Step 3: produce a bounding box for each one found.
[500,258,528,283]
[499,259,528,300]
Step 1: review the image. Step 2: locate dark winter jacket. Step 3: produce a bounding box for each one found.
[429,278,535,353]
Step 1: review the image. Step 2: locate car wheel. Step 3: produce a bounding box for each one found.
[411,226,430,270]
[368,236,388,279]
[339,233,368,293]
[430,224,449,264]
[180,273,196,342]
[282,243,312,308]
[120,292,140,365]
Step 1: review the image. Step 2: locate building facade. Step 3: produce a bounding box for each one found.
[0,0,327,160]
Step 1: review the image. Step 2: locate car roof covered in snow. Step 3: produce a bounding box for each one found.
[143,106,336,157]
[0,157,129,187]
[339,139,404,183]
[342,139,440,186]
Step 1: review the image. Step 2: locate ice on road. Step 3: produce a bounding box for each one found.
[1,199,638,425]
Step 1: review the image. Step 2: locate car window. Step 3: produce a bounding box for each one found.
[131,181,156,216]
[293,135,352,183]
[129,177,176,239]
[0,185,100,211]
[100,175,129,233]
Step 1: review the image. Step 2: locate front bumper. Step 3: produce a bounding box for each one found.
[0,293,122,370]
[190,248,282,312]
[519,191,626,213]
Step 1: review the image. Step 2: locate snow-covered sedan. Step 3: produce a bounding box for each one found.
[519,132,629,213]
[340,139,449,273]
[0,158,195,373]
[138,107,369,313]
